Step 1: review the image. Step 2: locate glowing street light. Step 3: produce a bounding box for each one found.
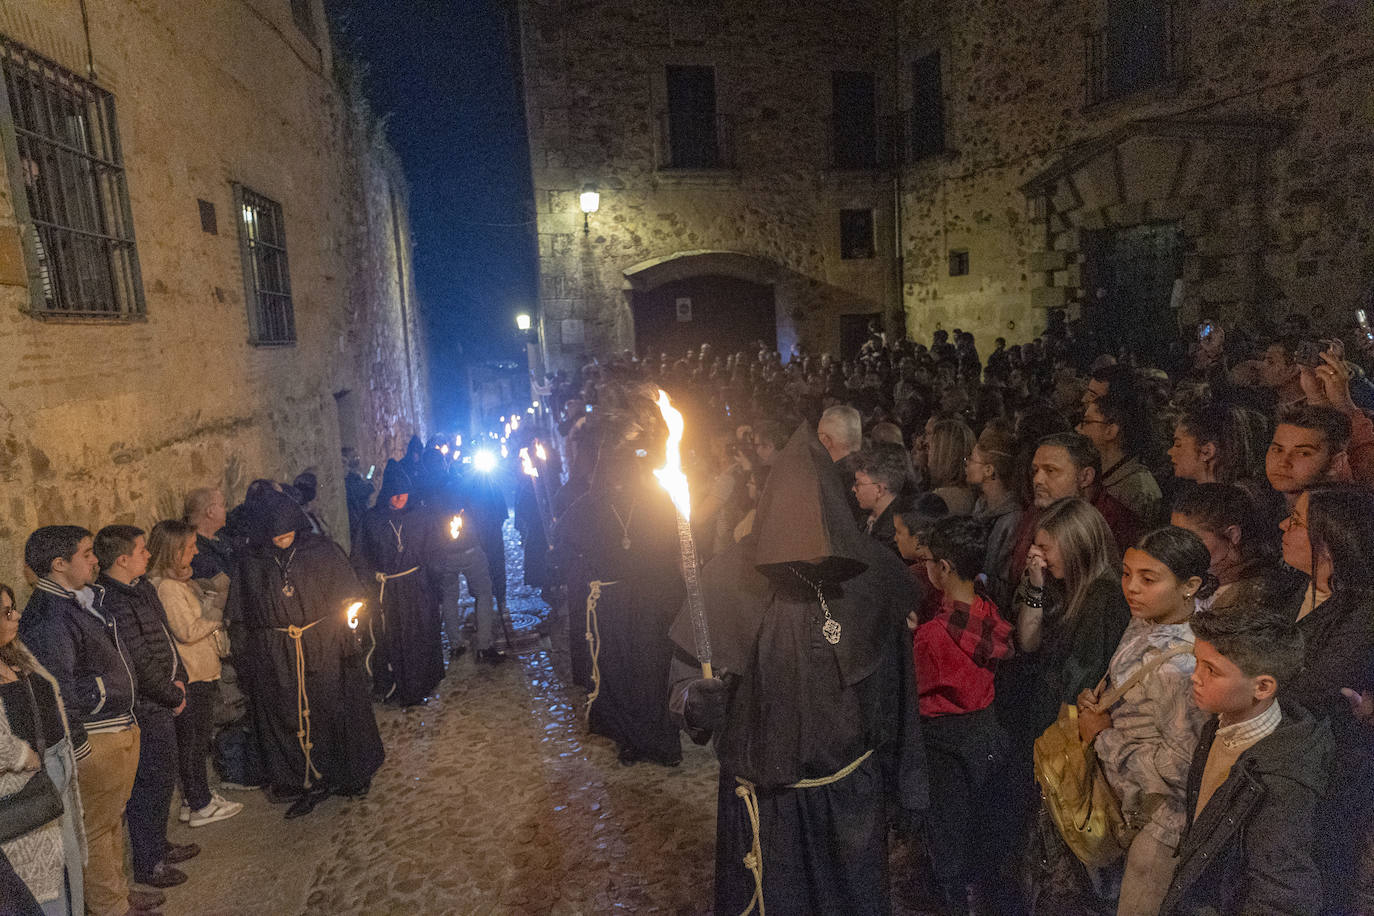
[474,450,498,473]
[516,313,532,332]
[579,184,599,235]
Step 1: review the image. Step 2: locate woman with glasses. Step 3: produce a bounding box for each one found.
[0,583,85,915]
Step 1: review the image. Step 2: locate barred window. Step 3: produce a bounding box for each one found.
[234,185,296,345]
[0,37,144,318]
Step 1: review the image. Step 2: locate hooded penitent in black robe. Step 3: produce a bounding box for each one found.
[670,426,927,916]
[556,458,684,766]
[228,493,384,793]
[351,461,444,705]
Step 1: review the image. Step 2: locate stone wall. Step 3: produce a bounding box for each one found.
[897,0,1374,344]
[518,0,903,371]
[0,0,428,587]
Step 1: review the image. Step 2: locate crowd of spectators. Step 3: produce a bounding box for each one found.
[546,308,1374,915]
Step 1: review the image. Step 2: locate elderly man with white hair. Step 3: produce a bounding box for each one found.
[816,405,862,463]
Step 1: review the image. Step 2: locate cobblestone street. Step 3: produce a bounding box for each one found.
[159,522,937,915]
[160,524,719,915]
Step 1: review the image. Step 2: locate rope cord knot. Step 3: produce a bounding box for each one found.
[274,618,324,788]
[731,748,874,916]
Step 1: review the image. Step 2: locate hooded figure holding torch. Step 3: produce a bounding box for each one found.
[227,490,383,818]
[669,424,928,915]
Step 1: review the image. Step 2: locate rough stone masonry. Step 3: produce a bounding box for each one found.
[0,0,428,587]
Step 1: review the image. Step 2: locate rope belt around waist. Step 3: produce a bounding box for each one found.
[374,565,420,606]
[273,618,324,788]
[732,748,875,916]
[583,580,618,717]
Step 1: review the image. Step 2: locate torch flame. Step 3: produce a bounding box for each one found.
[449,515,463,539]
[439,443,450,456]
[519,447,539,479]
[345,600,363,630]
[534,441,547,462]
[653,389,691,521]
[455,434,462,448]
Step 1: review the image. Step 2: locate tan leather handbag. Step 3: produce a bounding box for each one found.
[1033,643,1192,867]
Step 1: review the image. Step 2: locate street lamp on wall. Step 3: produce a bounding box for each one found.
[516,313,532,332]
[579,184,600,235]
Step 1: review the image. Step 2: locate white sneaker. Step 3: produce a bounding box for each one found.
[179,803,190,823]
[188,797,243,827]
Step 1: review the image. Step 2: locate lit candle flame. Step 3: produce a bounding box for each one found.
[439,443,450,456]
[520,447,539,479]
[534,441,547,462]
[455,434,462,448]
[449,515,463,539]
[345,600,363,630]
[504,422,511,437]
[653,389,690,521]
[511,416,520,431]
[501,444,509,459]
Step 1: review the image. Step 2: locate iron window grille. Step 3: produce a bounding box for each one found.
[0,37,144,319]
[234,184,296,345]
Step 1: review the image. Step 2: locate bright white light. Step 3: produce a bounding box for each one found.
[473,450,498,473]
[455,434,462,448]
[439,443,450,455]
[516,313,532,332]
[449,515,463,539]
[501,444,509,459]
[579,188,600,214]
[654,390,691,520]
[345,601,363,631]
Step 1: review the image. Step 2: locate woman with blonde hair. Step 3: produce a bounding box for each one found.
[925,418,977,515]
[146,521,241,828]
[1014,497,1130,738]
[0,582,86,915]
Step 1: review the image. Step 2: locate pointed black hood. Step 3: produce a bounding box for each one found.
[378,459,412,501]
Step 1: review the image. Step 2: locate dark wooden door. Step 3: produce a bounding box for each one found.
[841,313,881,361]
[632,275,775,359]
[1083,221,1183,362]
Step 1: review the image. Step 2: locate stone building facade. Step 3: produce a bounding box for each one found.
[0,0,428,586]
[516,0,904,371]
[897,0,1374,351]
[520,0,1373,366]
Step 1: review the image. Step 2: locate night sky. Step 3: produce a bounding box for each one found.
[328,0,537,430]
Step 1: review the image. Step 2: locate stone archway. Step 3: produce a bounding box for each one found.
[621,250,789,357]
[1021,118,1284,351]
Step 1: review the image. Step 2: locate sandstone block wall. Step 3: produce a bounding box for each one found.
[0,0,428,587]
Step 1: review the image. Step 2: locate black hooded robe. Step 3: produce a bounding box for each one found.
[556,475,684,765]
[670,427,927,915]
[352,463,444,705]
[228,498,384,792]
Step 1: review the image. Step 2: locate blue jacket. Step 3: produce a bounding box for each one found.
[19,578,137,759]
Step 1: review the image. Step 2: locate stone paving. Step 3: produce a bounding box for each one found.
[159,522,937,915]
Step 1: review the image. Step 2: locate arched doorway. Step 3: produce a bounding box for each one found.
[623,251,782,358]
[632,275,776,359]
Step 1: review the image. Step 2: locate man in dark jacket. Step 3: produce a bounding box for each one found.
[1163,608,1332,916]
[21,525,144,916]
[96,526,198,892]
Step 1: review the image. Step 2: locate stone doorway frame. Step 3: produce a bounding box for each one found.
[621,250,789,355]
[1020,118,1285,332]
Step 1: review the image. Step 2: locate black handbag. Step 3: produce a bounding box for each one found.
[0,676,64,844]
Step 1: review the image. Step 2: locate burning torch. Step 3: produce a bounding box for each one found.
[449,514,463,540]
[520,446,555,549]
[654,390,714,680]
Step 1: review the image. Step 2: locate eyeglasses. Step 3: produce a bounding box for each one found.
[1,605,18,621]
[852,480,881,491]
